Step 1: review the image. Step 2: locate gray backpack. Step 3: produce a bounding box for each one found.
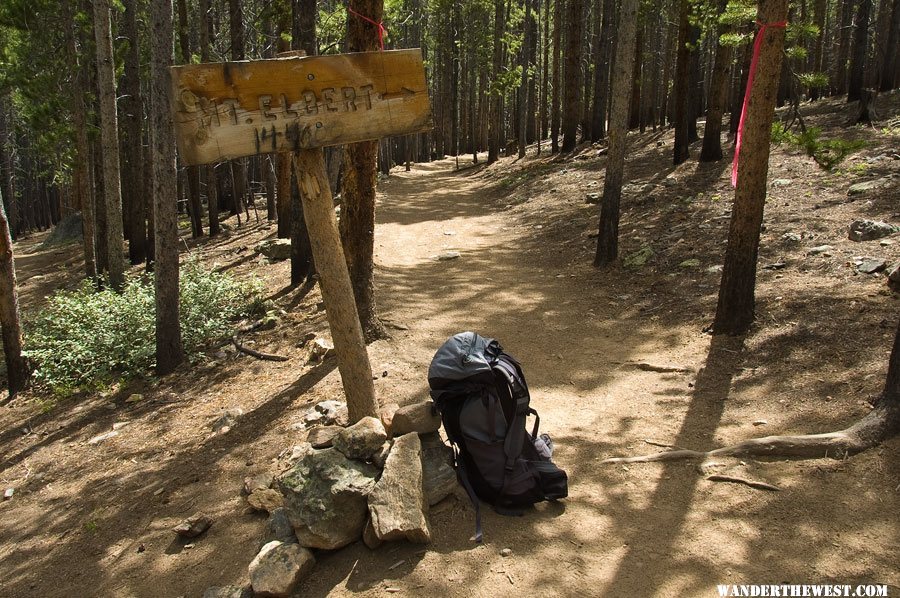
[428,332,568,542]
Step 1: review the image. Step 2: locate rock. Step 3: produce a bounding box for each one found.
[781,232,802,243]
[848,219,898,242]
[889,263,900,291]
[848,178,892,196]
[248,489,284,513]
[249,541,315,598]
[4,488,14,500]
[420,433,458,506]
[857,259,887,274]
[203,586,252,598]
[319,401,348,425]
[243,474,273,495]
[372,442,392,469]
[212,408,244,434]
[391,401,442,436]
[307,338,334,363]
[585,193,602,205]
[807,245,833,256]
[772,178,792,187]
[380,402,401,434]
[623,247,654,269]
[306,425,340,449]
[256,239,293,261]
[500,548,513,557]
[278,448,378,550]
[333,417,388,461]
[125,393,144,404]
[437,251,461,261]
[678,259,700,268]
[362,517,383,549]
[261,508,297,548]
[87,430,119,445]
[368,433,431,544]
[173,513,213,538]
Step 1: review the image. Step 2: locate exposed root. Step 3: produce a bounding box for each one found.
[706,475,781,492]
[602,405,897,464]
[231,319,289,362]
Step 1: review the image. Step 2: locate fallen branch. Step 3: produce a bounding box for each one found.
[232,319,289,362]
[707,474,780,492]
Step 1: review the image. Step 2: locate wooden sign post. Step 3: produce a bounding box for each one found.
[170,50,432,418]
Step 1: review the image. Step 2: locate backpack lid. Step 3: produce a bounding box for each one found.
[428,331,499,389]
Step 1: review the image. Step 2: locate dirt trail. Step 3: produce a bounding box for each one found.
[1,117,899,597]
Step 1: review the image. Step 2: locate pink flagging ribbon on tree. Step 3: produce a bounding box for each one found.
[731,20,787,188]
[348,5,387,51]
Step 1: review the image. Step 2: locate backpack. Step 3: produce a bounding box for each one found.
[428,331,568,542]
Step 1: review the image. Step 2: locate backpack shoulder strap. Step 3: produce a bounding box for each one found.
[490,355,537,504]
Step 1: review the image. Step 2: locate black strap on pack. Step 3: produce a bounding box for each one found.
[451,443,483,543]
[492,357,535,505]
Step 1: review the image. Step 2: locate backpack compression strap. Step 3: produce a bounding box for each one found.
[492,358,538,504]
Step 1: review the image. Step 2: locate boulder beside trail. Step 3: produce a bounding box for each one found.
[391,401,442,436]
[278,448,378,550]
[420,432,458,506]
[368,433,431,543]
[332,417,388,461]
[249,541,315,598]
[848,219,898,242]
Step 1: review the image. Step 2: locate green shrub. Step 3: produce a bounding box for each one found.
[25,261,263,392]
[771,123,865,170]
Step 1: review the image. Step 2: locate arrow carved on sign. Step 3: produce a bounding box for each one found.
[381,87,417,101]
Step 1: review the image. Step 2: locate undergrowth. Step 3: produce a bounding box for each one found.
[771,122,866,170]
[24,260,264,393]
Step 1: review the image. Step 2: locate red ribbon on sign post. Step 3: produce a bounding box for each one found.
[731,20,787,188]
[348,5,387,51]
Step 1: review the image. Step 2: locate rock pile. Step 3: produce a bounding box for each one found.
[204,399,458,597]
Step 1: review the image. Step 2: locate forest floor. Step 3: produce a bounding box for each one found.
[1,94,900,598]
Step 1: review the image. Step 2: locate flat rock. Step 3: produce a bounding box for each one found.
[249,541,315,598]
[211,408,244,434]
[87,430,119,445]
[203,586,252,598]
[807,245,833,256]
[333,417,388,461]
[420,433,458,506]
[848,219,898,242]
[857,259,887,274]
[256,239,292,261]
[306,425,341,449]
[380,402,401,435]
[772,178,792,187]
[437,251,461,261]
[391,401,442,436]
[248,489,284,513]
[781,232,802,243]
[623,247,653,269]
[307,339,334,363]
[173,513,213,538]
[848,178,892,196]
[888,263,900,291]
[368,433,431,543]
[314,399,347,425]
[278,448,378,550]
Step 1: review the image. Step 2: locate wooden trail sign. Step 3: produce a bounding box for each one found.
[171,49,432,166]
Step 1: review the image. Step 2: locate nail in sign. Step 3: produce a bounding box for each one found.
[170,49,433,166]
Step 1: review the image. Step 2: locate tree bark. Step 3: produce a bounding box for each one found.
[228,0,247,218]
[672,0,692,165]
[699,0,733,162]
[0,185,28,397]
[561,0,584,152]
[519,0,534,158]
[122,0,147,264]
[341,0,387,341]
[833,0,853,94]
[591,0,614,140]
[93,0,126,290]
[594,0,638,266]
[551,0,562,152]
[847,0,871,102]
[150,0,184,375]
[809,0,826,100]
[713,0,788,336]
[290,0,316,286]
[882,0,900,91]
[488,0,504,163]
[177,0,203,238]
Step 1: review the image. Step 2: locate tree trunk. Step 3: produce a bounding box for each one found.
[150,0,184,374]
[122,0,147,264]
[628,19,643,131]
[591,0,614,140]
[0,185,28,397]
[488,0,504,163]
[834,0,854,94]
[291,0,316,286]
[882,0,900,91]
[93,0,126,290]
[672,0,692,165]
[700,0,733,162]
[519,0,534,158]
[177,0,203,238]
[561,0,584,152]
[713,0,788,336]
[341,0,387,341]
[551,0,562,152]
[810,0,826,100]
[594,0,638,266]
[847,0,871,102]
[539,0,550,150]
[228,0,246,219]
